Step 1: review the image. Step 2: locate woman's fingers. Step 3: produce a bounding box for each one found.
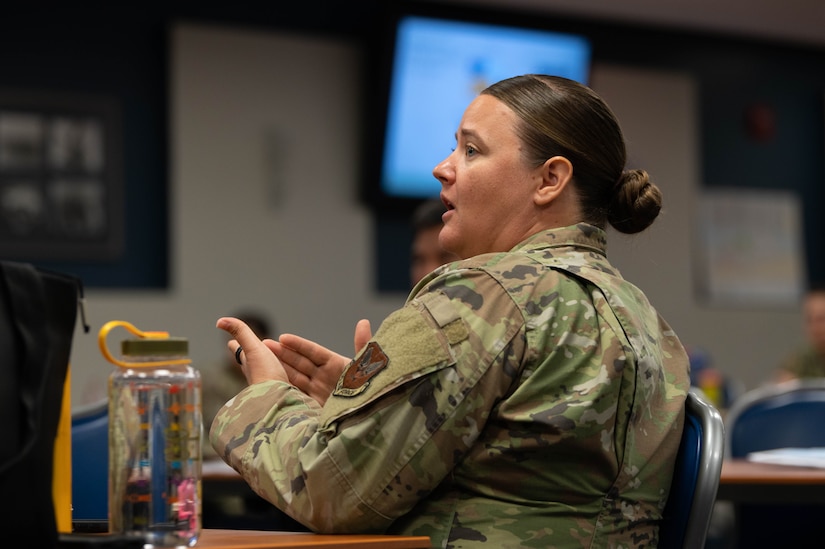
[270,337,321,376]
[270,334,349,406]
[216,317,287,385]
[277,333,337,366]
[262,321,375,406]
[217,316,260,350]
[265,339,311,387]
[353,319,372,354]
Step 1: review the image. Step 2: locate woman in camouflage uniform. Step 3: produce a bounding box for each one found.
[212,75,690,548]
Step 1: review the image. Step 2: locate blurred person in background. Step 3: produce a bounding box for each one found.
[409,198,459,286]
[775,282,825,382]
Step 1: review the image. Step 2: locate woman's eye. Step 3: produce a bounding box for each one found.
[466,146,477,157]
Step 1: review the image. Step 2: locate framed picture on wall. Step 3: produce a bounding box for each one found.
[0,90,123,261]
[695,188,805,307]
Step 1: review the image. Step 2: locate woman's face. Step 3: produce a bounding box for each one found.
[433,94,543,259]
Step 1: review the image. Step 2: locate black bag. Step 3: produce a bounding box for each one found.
[0,261,85,549]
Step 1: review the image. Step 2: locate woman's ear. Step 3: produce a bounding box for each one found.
[535,156,573,206]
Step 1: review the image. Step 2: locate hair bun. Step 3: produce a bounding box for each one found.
[607,169,663,234]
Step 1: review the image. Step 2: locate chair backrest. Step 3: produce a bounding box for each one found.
[71,399,109,521]
[660,388,725,549]
[725,379,825,458]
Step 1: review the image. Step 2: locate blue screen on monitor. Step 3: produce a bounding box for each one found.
[381,15,591,200]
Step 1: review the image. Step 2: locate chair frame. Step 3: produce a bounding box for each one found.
[661,387,725,549]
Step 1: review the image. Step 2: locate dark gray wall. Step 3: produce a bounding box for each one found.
[2,2,823,289]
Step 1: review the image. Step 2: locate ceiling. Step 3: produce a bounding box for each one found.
[432,0,825,48]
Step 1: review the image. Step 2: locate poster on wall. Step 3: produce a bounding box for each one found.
[0,90,122,261]
[695,188,805,307]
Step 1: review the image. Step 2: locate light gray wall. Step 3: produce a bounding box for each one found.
[591,66,804,393]
[68,22,805,409]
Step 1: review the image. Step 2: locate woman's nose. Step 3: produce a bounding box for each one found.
[433,154,454,185]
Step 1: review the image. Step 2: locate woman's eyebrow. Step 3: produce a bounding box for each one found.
[458,128,481,141]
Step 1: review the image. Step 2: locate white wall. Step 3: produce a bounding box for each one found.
[69,23,401,407]
[68,22,805,409]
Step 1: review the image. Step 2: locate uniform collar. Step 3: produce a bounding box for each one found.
[511,223,608,257]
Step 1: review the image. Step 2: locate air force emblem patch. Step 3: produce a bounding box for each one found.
[333,341,389,397]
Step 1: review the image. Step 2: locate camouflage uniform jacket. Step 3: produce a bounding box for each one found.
[779,347,825,379]
[210,223,690,548]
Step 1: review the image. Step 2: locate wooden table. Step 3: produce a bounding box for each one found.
[717,458,825,503]
[196,529,431,548]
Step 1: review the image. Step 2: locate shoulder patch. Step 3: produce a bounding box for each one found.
[333,341,389,398]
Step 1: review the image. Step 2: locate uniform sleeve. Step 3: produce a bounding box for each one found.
[210,269,525,533]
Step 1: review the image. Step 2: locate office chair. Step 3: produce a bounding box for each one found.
[659,388,725,549]
[726,378,825,456]
[71,399,110,522]
[724,379,825,547]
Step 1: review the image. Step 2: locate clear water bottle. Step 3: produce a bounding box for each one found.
[99,320,202,547]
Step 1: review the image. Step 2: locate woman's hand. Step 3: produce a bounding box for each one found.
[266,319,372,406]
[216,317,289,385]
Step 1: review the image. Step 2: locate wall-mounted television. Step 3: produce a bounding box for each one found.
[361,9,592,212]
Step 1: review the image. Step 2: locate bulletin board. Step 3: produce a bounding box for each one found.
[0,90,123,261]
[695,188,805,307]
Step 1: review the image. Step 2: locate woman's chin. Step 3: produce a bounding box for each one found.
[438,234,462,258]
